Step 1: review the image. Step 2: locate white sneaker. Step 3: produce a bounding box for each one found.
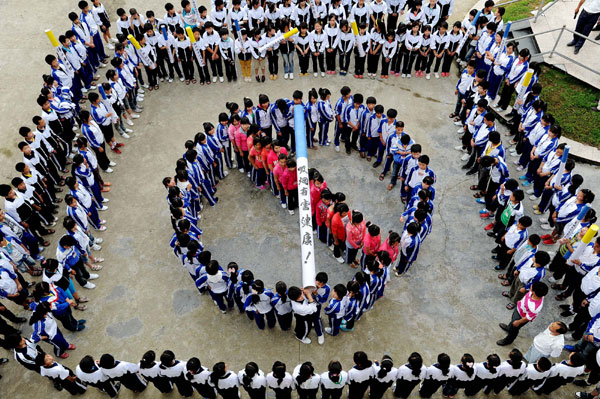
[238,168,244,173]
[99,219,107,225]
[72,125,79,132]
[120,132,130,139]
[314,72,318,77]
[94,238,103,244]
[406,74,411,78]
[98,63,107,68]
[136,97,144,102]
[335,146,340,152]
[548,276,558,284]
[125,119,134,126]
[219,76,224,82]
[92,243,102,250]
[510,152,519,157]
[179,77,185,82]
[401,74,406,78]
[131,114,140,119]
[110,38,119,43]
[526,189,534,194]
[529,195,537,200]
[102,198,109,203]
[89,85,97,90]
[317,335,324,345]
[516,166,525,171]
[169,78,173,83]
[83,282,96,289]
[99,205,108,211]
[81,88,88,93]
[335,256,344,264]
[289,73,294,80]
[212,77,217,83]
[109,161,116,167]
[281,203,287,209]
[104,167,113,173]
[461,153,470,161]
[454,145,463,151]
[296,337,311,344]
[107,43,115,49]
[288,209,295,215]
[321,72,326,77]
[88,273,99,280]
[142,84,149,89]
[539,217,547,223]
[425,73,431,80]
[454,121,463,126]
[325,327,333,335]
[134,107,143,113]
[223,171,229,177]
[434,72,440,79]
[160,78,165,82]
[284,73,289,79]
[98,226,107,231]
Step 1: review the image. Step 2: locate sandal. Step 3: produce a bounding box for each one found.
[555,293,570,301]
[154,85,159,90]
[453,117,461,122]
[469,185,479,191]
[192,79,197,84]
[42,240,51,247]
[551,283,565,290]
[506,303,516,310]
[501,280,510,286]
[350,263,358,269]
[27,268,42,277]
[75,303,87,311]
[502,291,510,297]
[366,156,371,161]
[449,113,457,118]
[498,274,508,280]
[77,296,90,303]
[185,80,190,85]
[148,86,153,91]
[473,192,484,198]
[89,264,103,271]
[378,174,385,181]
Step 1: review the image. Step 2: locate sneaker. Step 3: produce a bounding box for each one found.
[239,168,244,173]
[125,119,134,126]
[529,195,537,201]
[425,73,431,80]
[101,198,109,203]
[131,114,140,119]
[219,76,224,82]
[335,146,340,152]
[406,74,411,78]
[325,327,333,335]
[109,161,117,167]
[526,189,534,194]
[288,209,295,215]
[169,78,174,83]
[134,107,143,113]
[120,132,130,139]
[83,282,96,289]
[314,72,318,77]
[88,274,99,280]
[401,74,406,78]
[434,72,440,79]
[335,256,344,264]
[104,168,113,173]
[516,166,525,171]
[480,212,490,218]
[296,337,311,344]
[540,217,548,223]
[328,245,334,251]
[454,145,464,151]
[284,73,288,79]
[180,77,185,82]
[317,335,324,344]
[522,180,531,187]
[281,203,287,209]
[575,392,594,399]
[91,244,102,251]
[95,238,104,244]
[460,153,469,161]
[289,73,294,80]
[321,72,326,77]
[213,77,218,83]
[484,223,494,231]
[98,226,107,232]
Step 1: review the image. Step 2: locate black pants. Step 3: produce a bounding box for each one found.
[72,258,90,286]
[156,49,169,78]
[181,60,194,80]
[381,56,391,75]
[268,52,279,74]
[311,52,325,73]
[99,123,114,143]
[208,56,223,77]
[193,58,209,83]
[572,9,600,49]
[286,188,298,211]
[92,144,111,171]
[223,59,237,81]
[293,313,314,340]
[402,50,418,74]
[354,53,366,75]
[414,52,430,71]
[503,308,527,344]
[571,306,592,340]
[333,241,345,259]
[0,307,21,349]
[498,82,516,110]
[549,251,568,280]
[367,52,381,74]
[326,49,337,71]
[391,48,405,73]
[144,65,158,86]
[441,51,455,73]
[297,52,310,73]
[339,52,351,71]
[55,308,79,332]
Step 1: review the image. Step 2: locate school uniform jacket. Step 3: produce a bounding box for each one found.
[266,371,295,393]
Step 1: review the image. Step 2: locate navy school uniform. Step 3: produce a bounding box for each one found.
[159,360,194,397]
[197,142,218,187]
[13,337,44,374]
[533,361,585,395]
[394,363,426,398]
[342,294,358,330]
[207,133,226,180]
[324,297,344,336]
[369,364,397,399]
[314,283,331,336]
[464,362,500,396]
[186,365,217,398]
[507,363,550,395]
[214,371,241,399]
[291,299,318,341]
[100,360,148,393]
[317,98,334,146]
[347,364,374,399]
[441,364,476,397]
[138,361,174,393]
[418,363,452,398]
[244,289,277,329]
[334,95,353,147]
[267,370,295,399]
[41,361,87,395]
[196,271,231,312]
[217,122,234,169]
[239,369,268,399]
[235,281,256,320]
[491,360,526,394]
[320,369,348,399]
[75,364,120,398]
[31,313,70,357]
[366,272,383,310]
[293,365,321,399]
[272,292,293,330]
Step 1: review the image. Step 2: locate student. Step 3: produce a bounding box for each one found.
[244,280,276,330]
[369,356,397,399]
[31,281,84,333]
[449,59,476,120]
[159,350,193,397]
[29,301,74,359]
[402,21,421,78]
[497,281,549,345]
[320,360,347,399]
[466,353,500,396]
[504,251,550,310]
[272,281,293,331]
[367,20,385,77]
[136,33,159,90]
[493,349,526,394]
[347,351,373,399]
[210,362,241,399]
[195,260,231,314]
[394,352,426,398]
[395,222,421,276]
[239,362,267,399]
[317,88,334,146]
[281,159,299,215]
[497,48,531,112]
[219,28,237,82]
[313,272,330,344]
[414,25,432,79]
[76,355,120,398]
[293,362,320,399]
[175,27,195,84]
[534,352,586,395]
[40,353,87,395]
[310,20,327,76]
[288,285,317,344]
[99,353,147,393]
[507,356,552,395]
[265,362,296,399]
[186,357,217,399]
[325,15,340,74]
[324,283,347,336]
[204,22,224,82]
[441,353,477,397]
[354,23,370,78]
[360,222,381,268]
[138,350,174,394]
[279,19,296,80]
[418,353,452,398]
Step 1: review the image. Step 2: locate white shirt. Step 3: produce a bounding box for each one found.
[532,325,565,358]
[583,0,600,14]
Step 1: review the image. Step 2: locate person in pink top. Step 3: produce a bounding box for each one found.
[379,231,401,263]
[248,137,266,189]
[280,159,298,215]
[309,171,327,232]
[234,116,251,175]
[272,154,288,208]
[266,139,289,198]
[360,223,381,269]
[497,282,549,346]
[228,114,243,172]
[345,211,366,268]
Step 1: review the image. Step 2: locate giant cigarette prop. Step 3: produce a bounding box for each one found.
[258,27,298,53]
[192,0,201,27]
[566,224,598,263]
[554,145,570,189]
[456,10,481,54]
[162,26,175,63]
[351,21,365,57]
[45,29,75,76]
[186,26,206,67]
[563,203,591,248]
[515,68,534,104]
[293,104,316,289]
[498,21,512,57]
[127,34,155,69]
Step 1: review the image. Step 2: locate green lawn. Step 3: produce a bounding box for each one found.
[502,0,553,22]
[538,66,600,147]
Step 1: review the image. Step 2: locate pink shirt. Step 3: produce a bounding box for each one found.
[273,163,286,185]
[517,291,544,321]
[309,180,328,215]
[235,128,249,151]
[363,233,381,256]
[249,147,264,169]
[379,238,399,262]
[267,148,289,170]
[228,123,240,142]
[346,221,366,248]
[280,168,298,191]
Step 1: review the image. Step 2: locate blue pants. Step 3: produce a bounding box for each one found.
[525,158,542,181]
[454,92,464,116]
[334,122,345,146]
[222,141,233,168]
[395,253,413,275]
[488,70,504,100]
[359,134,368,153]
[389,161,403,186]
[381,156,393,176]
[65,279,77,300]
[537,188,555,213]
[572,9,600,49]
[200,179,217,206]
[213,153,225,179]
[254,309,276,330]
[93,32,106,60]
[88,182,104,206]
[518,141,534,168]
[208,290,227,311]
[47,328,70,356]
[86,204,101,230]
[21,231,40,257]
[366,137,378,157]
[317,224,328,243]
[313,304,323,337]
[375,143,387,164]
[327,315,342,336]
[318,121,330,145]
[307,126,315,148]
[275,311,293,331]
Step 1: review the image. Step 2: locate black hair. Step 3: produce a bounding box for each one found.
[353,351,372,370]
[295,362,314,385]
[210,362,227,386]
[272,361,287,385]
[408,353,423,377]
[437,353,451,376]
[377,355,394,379]
[242,362,259,387]
[328,360,343,383]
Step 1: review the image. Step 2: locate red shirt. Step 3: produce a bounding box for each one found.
[309,180,328,215]
[249,147,264,169]
[331,213,346,241]
[363,233,381,256]
[380,238,399,262]
[280,168,298,191]
[316,200,329,226]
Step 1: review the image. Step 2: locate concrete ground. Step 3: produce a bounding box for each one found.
[1,1,600,398]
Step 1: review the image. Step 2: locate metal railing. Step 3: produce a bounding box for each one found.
[494,0,561,23]
[509,25,600,78]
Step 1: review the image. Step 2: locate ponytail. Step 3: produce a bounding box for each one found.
[140,351,156,369]
[210,362,227,386]
[296,362,314,386]
[408,352,423,378]
[461,354,475,378]
[328,361,342,383]
[378,356,393,379]
[486,354,501,374]
[275,281,288,303]
[437,353,450,376]
[242,362,259,387]
[272,361,286,385]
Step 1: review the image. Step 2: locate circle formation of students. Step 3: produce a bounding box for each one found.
[1,0,600,399]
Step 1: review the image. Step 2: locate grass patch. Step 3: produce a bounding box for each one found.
[502,0,552,22]
[538,65,600,147]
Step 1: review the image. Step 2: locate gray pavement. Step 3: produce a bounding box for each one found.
[1,1,599,398]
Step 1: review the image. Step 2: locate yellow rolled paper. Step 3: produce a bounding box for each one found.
[45,29,60,48]
[522,69,534,88]
[186,26,196,43]
[127,34,142,50]
[351,21,359,36]
[283,27,299,39]
[582,224,599,244]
